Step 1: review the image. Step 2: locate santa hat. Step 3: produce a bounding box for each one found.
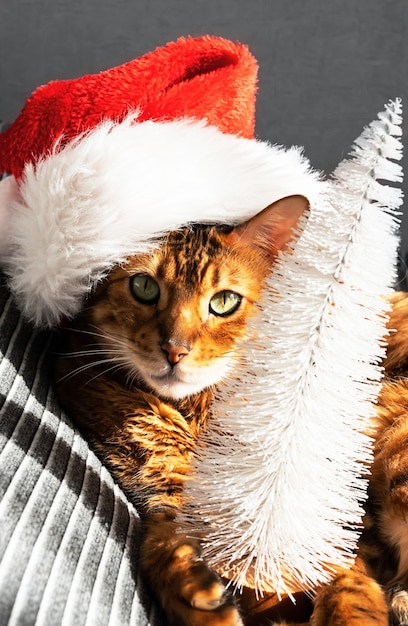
[0,35,321,326]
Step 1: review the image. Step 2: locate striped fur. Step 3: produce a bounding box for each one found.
[54,203,408,625]
[54,198,308,626]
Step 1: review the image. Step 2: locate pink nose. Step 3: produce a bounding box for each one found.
[161,343,190,365]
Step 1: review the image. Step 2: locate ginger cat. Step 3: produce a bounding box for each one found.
[54,194,408,625]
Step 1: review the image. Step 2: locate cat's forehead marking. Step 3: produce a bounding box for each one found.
[158,227,225,287]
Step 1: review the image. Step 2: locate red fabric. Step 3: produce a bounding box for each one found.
[0,36,258,179]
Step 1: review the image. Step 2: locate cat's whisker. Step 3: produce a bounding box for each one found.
[69,326,139,358]
[57,359,113,383]
[57,348,109,359]
[125,366,144,389]
[63,324,132,350]
[57,322,147,389]
[57,355,130,384]
[60,345,130,359]
[88,325,140,355]
[82,361,132,387]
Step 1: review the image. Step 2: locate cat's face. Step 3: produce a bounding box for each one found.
[87,195,308,400]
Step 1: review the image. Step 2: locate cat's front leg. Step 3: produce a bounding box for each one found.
[141,509,243,626]
[261,558,387,626]
[309,559,388,626]
[91,396,243,625]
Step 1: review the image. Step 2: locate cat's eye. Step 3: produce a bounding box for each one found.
[209,291,242,317]
[130,274,160,304]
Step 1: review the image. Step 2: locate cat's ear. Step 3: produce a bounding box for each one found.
[233,194,309,257]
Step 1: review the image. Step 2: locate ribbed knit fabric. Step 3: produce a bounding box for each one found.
[0,274,159,625]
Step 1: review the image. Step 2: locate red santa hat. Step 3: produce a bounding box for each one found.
[0,35,321,327]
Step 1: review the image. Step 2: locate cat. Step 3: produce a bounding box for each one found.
[53,192,408,626]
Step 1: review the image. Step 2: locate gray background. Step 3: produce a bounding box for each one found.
[1,0,407,282]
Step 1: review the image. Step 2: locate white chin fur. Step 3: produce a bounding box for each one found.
[147,377,208,401]
[139,361,234,400]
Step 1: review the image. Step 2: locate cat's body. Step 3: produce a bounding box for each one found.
[54,195,408,625]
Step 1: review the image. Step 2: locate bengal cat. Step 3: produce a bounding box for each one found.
[54,194,408,626]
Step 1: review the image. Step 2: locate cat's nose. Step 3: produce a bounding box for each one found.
[161,342,190,366]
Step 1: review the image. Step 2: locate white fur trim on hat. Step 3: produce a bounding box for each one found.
[0,117,322,327]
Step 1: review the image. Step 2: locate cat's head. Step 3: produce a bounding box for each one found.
[87,195,308,400]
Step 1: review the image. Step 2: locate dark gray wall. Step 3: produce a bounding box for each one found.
[1,0,407,279]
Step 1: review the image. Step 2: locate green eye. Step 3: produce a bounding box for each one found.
[130,274,160,304]
[209,291,242,317]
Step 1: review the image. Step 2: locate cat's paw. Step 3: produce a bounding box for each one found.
[389,586,408,625]
[170,544,243,625]
[186,579,228,610]
[142,529,243,626]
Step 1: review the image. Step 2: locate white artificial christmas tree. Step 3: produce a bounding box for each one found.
[179,100,403,597]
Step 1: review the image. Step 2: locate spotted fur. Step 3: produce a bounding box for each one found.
[54,196,408,625]
[54,196,308,626]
